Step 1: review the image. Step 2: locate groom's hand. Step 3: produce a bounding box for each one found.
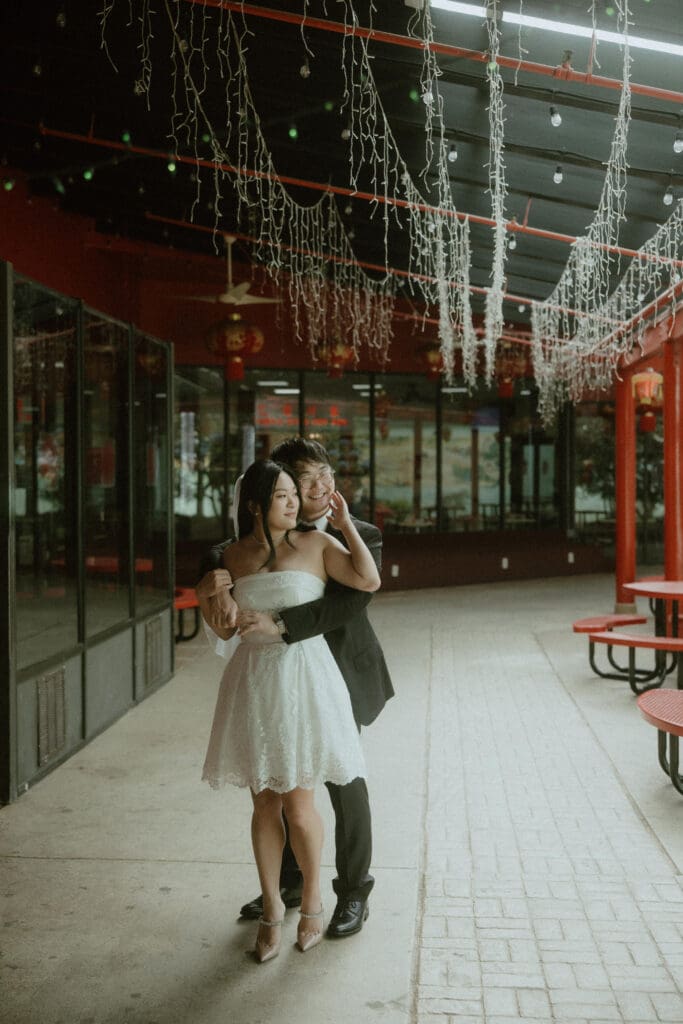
[236,610,280,638]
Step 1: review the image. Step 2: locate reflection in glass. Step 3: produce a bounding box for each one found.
[501,388,558,529]
[226,370,301,534]
[303,373,371,521]
[134,335,170,612]
[83,313,131,636]
[174,366,224,542]
[441,389,500,531]
[374,376,437,533]
[13,280,78,669]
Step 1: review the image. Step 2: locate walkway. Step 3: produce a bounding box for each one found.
[1,575,682,1024]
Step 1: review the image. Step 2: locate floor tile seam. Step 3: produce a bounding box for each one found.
[409,624,439,1024]
[0,853,418,871]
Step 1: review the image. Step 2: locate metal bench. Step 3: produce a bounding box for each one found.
[573,614,648,681]
[637,689,683,795]
[588,630,683,695]
[174,586,200,642]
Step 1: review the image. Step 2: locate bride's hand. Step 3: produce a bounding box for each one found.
[236,610,279,638]
[326,490,352,532]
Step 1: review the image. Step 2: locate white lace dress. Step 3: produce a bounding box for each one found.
[202,570,366,794]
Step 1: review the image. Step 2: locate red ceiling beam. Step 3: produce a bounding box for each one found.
[145,211,623,326]
[190,0,683,107]
[38,124,683,272]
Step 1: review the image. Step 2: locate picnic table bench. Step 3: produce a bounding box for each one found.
[174,586,200,642]
[573,613,649,681]
[588,630,683,694]
[637,689,683,795]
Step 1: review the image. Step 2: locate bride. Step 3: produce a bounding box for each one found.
[200,459,380,962]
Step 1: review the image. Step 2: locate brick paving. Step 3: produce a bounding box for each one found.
[416,613,683,1024]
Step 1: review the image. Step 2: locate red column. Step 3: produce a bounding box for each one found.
[664,333,683,579]
[614,372,637,610]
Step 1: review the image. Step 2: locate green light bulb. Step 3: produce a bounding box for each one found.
[83,168,94,181]
[288,125,298,140]
[121,131,132,145]
[3,178,15,191]
[167,160,177,173]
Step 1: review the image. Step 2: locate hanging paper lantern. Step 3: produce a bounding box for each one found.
[205,315,265,359]
[632,369,663,412]
[136,347,165,377]
[317,339,354,378]
[417,343,443,380]
[638,410,657,433]
[225,354,245,381]
[205,314,264,381]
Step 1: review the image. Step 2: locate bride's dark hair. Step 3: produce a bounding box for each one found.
[237,459,300,566]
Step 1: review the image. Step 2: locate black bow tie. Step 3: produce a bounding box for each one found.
[296,522,318,533]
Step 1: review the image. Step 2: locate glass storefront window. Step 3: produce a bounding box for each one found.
[133,335,171,612]
[303,372,371,521]
[83,312,131,637]
[226,370,302,533]
[574,401,616,548]
[174,366,225,543]
[501,385,559,529]
[374,375,437,533]
[13,280,79,669]
[441,384,500,530]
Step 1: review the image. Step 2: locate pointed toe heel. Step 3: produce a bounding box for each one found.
[296,907,324,952]
[254,917,283,963]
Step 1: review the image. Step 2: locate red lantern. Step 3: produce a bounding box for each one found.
[632,369,663,412]
[638,410,657,433]
[418,344,443,380]
[136,348,165,377]
[317,339,354,378]
[205,315,265,366]
[225,354,245,381]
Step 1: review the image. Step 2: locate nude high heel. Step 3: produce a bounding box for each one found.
[254,916,283,963]
[296,907,324,952]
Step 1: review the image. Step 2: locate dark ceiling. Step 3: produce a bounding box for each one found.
[2,0,683,331]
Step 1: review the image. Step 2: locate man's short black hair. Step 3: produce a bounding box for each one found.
[270,436,332,469]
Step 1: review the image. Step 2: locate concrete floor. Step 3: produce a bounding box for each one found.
[1,574,682,1024]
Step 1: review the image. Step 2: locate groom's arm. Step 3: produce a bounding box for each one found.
[279,523,382,643]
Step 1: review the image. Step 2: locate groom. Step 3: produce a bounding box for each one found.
[196,436,394,938]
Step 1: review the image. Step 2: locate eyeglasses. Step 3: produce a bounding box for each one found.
[297,469,335,488]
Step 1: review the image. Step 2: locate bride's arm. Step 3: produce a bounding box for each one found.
[321,492,381,592]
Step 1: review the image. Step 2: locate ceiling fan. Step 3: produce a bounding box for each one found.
[184,234,279,306]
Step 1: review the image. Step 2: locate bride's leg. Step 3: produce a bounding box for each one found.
[281,788,324,948]
[251,789,286,958]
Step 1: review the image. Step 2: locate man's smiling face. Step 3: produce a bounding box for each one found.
[294,460,335,521]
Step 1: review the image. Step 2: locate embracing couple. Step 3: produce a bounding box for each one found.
[196,437,394,962]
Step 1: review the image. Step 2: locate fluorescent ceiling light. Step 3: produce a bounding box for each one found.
[430,1,484,14]
[431,2,683,58]
[441,386,469,393]
[257,379,290,386]
[274,388,300,395]
[352,383,371,389]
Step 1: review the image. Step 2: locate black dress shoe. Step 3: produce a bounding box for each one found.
[326,896,369,938]
[239,884,303,920]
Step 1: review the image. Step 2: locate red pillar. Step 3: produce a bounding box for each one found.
[664,333,683,579]
[614,372,637,610]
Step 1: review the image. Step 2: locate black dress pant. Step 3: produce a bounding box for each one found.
[279,775,374,900]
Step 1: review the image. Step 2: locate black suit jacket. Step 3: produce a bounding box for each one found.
[200,517,394,727]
